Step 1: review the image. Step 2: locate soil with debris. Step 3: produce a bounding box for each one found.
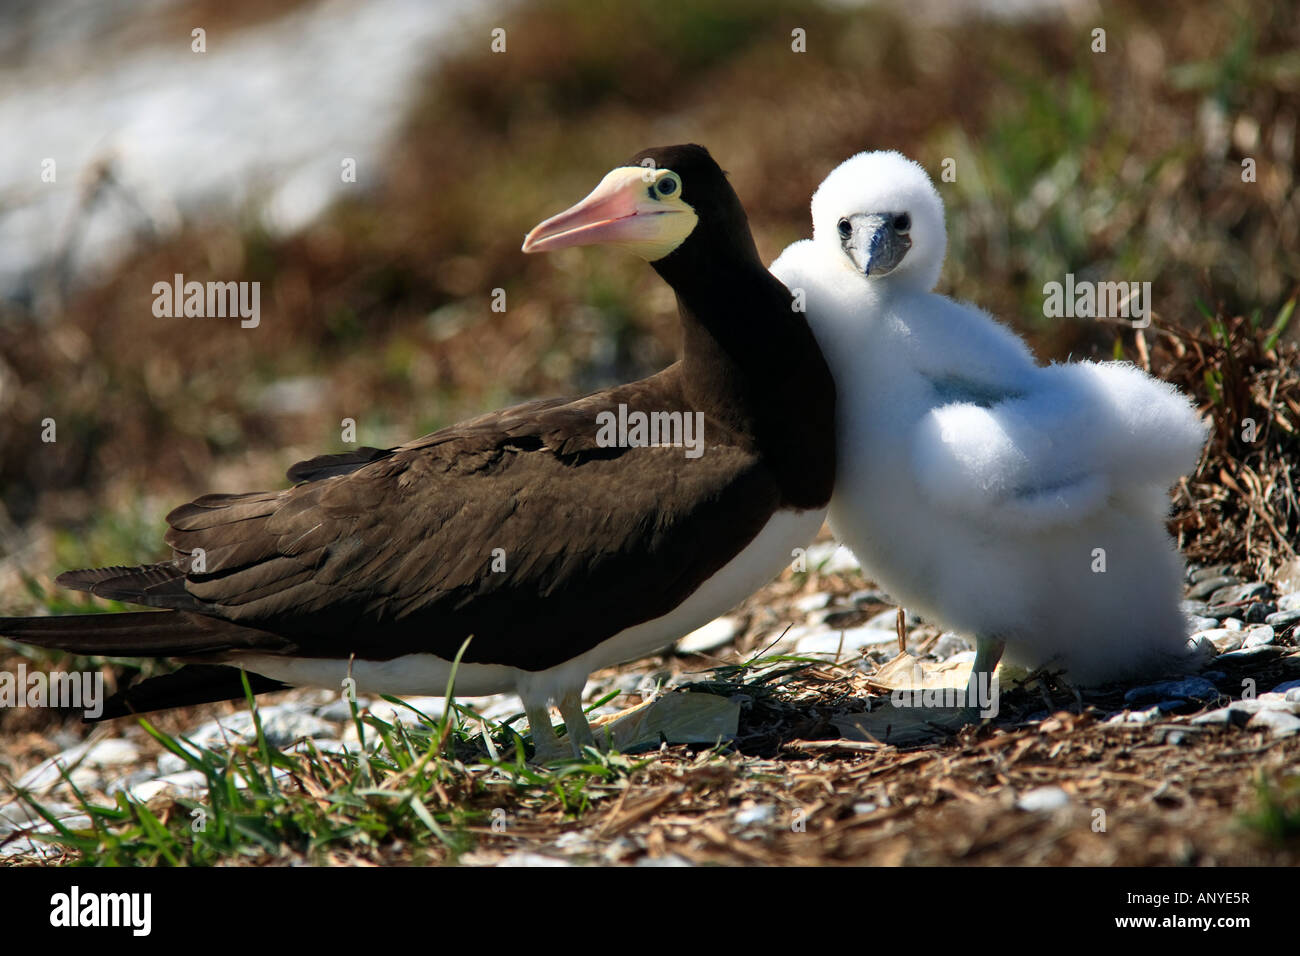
[3,538,1299,866]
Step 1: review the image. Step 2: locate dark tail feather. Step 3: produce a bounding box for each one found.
[286,446,391,482]
[97,664,289,721]
[55,563,199,610]
[0,610,288,657]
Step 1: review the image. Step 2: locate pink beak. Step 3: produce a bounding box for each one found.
[522,168,666,253]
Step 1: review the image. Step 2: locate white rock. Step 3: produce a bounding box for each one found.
[806,542,861,575]
[635,854,693,867]
[156,752,188,776]
[1108,707,1162,724]
[794,592,834,614]
[0,801,79,834]
[1217,646,1278,661]
[793,626,901,657]
[1254,692,1300,714]
[1017,786,1070,811]
[1189,628,1242,653]
[931,633,973,659]
[365,697,446,726]
[497,851,572,867]
[14,740,109,794]
[676,616,742,655]
[193,705,362,748]
[734,804,776,826]
[315,697,371,721]
[82,738,142,768]
[1243,625,1274,647]
[764,625,815,653]
[1223,617,1245,631]
[122,770,208,803]
[1246,710,1300,737]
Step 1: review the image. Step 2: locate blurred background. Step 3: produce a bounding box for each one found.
[0,0,1296,618]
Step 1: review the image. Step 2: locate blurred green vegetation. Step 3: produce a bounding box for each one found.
[0,0,1297,614]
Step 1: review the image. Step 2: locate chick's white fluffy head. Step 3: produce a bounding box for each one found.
[810,151,946,292]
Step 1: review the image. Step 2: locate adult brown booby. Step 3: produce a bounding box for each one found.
[1,145,835,762]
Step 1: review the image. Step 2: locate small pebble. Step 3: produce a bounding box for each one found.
[1187,628,1242,653]
[635,854,693,867]
[1275,591,1300,612]
[1189,563,1236,584]
[315,697,372,722]
[1186,575,1241,600]
[497,852,572,867]
[1185,615,1220,634]
[1191,706,1238,726]
[1264,609,1300,628]
[793,626,900,657]
[1208,581,1271,606]
[1108,706,1162,724]
[819,608,864,628]
[794,592,833,614]
[1016,786,1070,812]
[850,588,891,606]
[365,697,447,726]
[82,739,141,768]
[121,770,208,803]
[734,804,775,826]
[863,608,924,630]
[1200,604,1249,621]
[1243,625,1274,648]
[806,542,860,575]
[1243,602,1276,623]
[1222,618,1245,631]
[1217,645,1282,661]
[931,633,973,659]
[1246,710,1300,737]
[1125,677,1219,707]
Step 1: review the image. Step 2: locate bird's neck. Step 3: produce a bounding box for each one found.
[664,254,837,509]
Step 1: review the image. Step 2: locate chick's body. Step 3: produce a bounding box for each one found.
[772,151,1206,685]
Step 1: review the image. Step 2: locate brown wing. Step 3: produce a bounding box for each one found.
[89,371,778,671]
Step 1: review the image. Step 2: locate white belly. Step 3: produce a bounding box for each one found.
[236,507,826,705]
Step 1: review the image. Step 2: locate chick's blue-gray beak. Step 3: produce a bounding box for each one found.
[840,213,911,276]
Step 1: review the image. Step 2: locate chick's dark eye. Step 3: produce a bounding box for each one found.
[837,218,852,239]
[657,177,677,196]
[893,213,911,233]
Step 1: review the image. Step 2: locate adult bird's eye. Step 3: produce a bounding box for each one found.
[837,218,852,239]
[894,213,911,233]
[656,175,678,196]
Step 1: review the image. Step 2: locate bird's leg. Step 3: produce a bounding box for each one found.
[557,689,596,756]
[523,698,568,764]
[965,634,1006,722]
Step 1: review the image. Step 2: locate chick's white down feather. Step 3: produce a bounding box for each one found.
[772,151,1208,685]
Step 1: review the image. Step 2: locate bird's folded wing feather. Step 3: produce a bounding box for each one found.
[911,360,1205,530]
[906,298,1038,396]
[58,375,779,671]
[911,396,1111,530]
